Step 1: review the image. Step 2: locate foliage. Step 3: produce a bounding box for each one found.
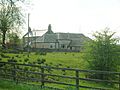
[83,28,120,80]
[0,0,24,48]
[6,32,21,49]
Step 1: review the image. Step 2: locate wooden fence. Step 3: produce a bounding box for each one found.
[0,61,120,90]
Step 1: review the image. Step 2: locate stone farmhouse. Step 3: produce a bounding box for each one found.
[23,24,90,52]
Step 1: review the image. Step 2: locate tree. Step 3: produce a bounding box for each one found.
[7,32,21,49]
[0,0,24,48]
[83,28,120,80]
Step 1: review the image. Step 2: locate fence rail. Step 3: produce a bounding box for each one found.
[0,61,120,90]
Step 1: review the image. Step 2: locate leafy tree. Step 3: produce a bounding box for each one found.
[0,32,2,43]
[83,28,120,80]
[7,32,21,49]
[0,0,24,48]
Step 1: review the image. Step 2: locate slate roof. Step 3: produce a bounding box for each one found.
[34,32,90,47]
[24,24,91,48]
[44,34,57,42]
[35,34,57,43]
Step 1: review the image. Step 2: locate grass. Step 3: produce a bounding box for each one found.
[0,79,41,90]
[0,52,88,69]
[0,79,62,90]
[0,52,116,89]
[0,79,84,90]
[0,79,115,90]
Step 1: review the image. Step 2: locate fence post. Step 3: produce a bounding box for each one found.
[12,63,16,82]
[76,70,79,90]
[41,67,45,88]
[118,74,120,90]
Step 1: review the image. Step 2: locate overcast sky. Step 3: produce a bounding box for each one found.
[24,0,120,38]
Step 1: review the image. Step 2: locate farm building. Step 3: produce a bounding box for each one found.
[23,24,90,52]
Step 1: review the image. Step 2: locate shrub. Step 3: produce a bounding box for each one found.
[24,58,29,62]
[83,29,120,80]
[37,58,46,64]
[19,60,22,62]
[7,57,17,63]
[0,57,2,61]
[15,55,19,57]
[0,53,10,58]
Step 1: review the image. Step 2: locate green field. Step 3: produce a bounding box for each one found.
[0,79,55,90]
[0,52,88,69]
[0,52,115,90]
[0,79,114,90]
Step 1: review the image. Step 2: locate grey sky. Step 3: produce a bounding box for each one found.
[24,0,120,38]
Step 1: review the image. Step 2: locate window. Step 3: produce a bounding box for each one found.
[50,45,52,48]
[61,44,65,48]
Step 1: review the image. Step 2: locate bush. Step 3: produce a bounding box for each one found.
[7,57,17,62]
[83,29,120,80]
[0,53,10,58]
[37,58,46,64]
[24,58,29,62]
